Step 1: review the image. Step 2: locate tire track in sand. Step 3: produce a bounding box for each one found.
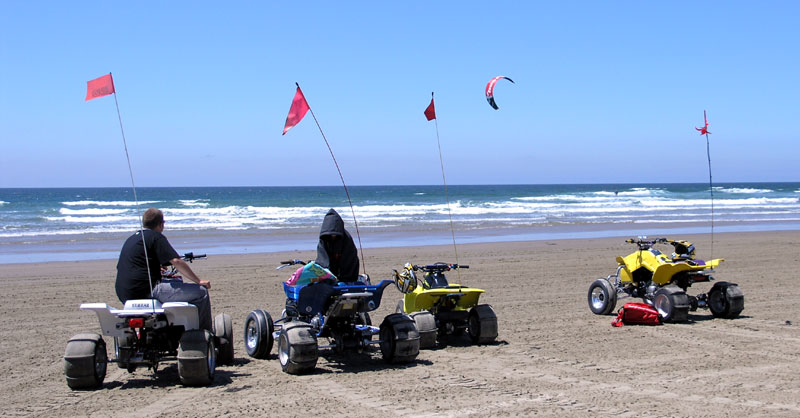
[500,343,800,415]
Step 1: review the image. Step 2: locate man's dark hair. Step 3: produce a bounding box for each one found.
[142,208,164,229]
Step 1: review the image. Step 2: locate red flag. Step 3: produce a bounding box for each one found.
[85,73,115,101]
[695,110,711,135]
[424,95,436,121]
[282,85,310,135]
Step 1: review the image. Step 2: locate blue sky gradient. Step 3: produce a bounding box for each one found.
[1,1,798,187]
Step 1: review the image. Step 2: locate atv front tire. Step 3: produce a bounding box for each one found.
[708,282,744,319]
[213,313,235,365]
[380,313,420,363]
[468,304,498,344]
[410,311,437,349]
[64,333,107,390]
[244,309,274,359]
[278,321,318,374]
[177,329,216,386]
[588,278,617,315]
[653,286,690,323]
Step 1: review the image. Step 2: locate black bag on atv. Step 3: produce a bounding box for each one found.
[612,302,662,327]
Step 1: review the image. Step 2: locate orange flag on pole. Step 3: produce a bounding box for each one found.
[282,85,310,135]
[85,73,115,101]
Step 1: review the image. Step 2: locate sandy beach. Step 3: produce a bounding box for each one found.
[1,230,799,417]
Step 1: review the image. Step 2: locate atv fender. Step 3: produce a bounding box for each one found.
[405,287,484,312]
[80,301,199,338]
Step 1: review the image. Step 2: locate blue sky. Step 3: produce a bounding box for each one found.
[1,1,798,187]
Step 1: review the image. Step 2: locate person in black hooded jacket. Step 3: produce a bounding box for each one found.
[315,208,359,282]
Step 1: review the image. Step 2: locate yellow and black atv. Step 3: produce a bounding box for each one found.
[393,262,497,348]
[588,237,743,322]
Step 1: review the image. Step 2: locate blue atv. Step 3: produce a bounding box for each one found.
[243,260,420,374]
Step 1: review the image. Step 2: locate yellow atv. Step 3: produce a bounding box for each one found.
[393,262,497,348]
[588,237,744,322]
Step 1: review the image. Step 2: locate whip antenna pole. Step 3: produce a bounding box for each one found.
[303,88,366,275]
[697,109,714,260]
[111,78,155,308]
[705,129,714,260]
[429,92,461,283]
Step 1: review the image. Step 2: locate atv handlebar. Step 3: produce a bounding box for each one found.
[182,252,206,263]
[626,237,667,250]
[412,263,469,272]
[162,252,206,278]
[276,259,308,270]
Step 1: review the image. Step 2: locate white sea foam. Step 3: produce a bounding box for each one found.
[640,197,795,207]
[62,200,160,206]
[179,199,210,207]
[60,208,128,215]
[715,187,773,194]
[0,225,137,237]
[37,194,800,233]
[6,185,798,241]
[593,188,665,197]
[46,215,138,223]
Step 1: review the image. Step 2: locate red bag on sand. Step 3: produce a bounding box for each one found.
[612,302,662,327]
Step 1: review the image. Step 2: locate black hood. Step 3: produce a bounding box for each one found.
[319,209,345,238]
[315,208,359,281]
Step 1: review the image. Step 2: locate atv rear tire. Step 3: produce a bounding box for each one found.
[177,329,215,386]
[380,313,420,363]
[708,282,744,319]
[278,321,318,374]
[213,313,235,365]
[468,304,498,344]
[64,333,107,390]
[588,278,617,315]
[653,286,690,323]
[244,309,274,359]
[410,312,437,349]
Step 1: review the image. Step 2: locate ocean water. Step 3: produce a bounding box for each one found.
[1,183,799,263]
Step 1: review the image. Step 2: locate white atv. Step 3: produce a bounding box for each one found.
[63,253,234,389]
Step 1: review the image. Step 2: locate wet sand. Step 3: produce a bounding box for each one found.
[1,230,799,416]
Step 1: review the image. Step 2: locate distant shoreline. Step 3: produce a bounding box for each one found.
[2,220,799,265]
